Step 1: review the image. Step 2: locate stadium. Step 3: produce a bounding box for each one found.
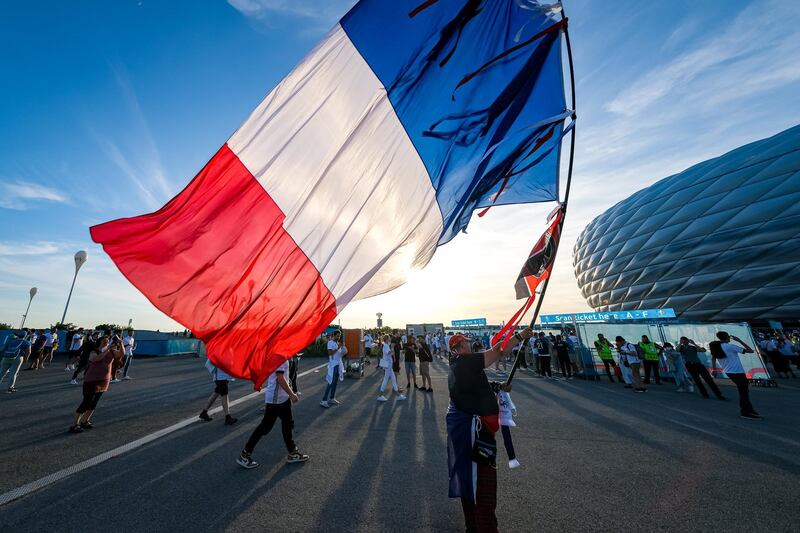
[573,125,800,324]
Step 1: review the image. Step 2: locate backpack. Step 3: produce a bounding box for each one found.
[708,340,726,359]
[3,339,26,358]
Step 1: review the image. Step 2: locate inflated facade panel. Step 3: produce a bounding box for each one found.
[573,125,800,321]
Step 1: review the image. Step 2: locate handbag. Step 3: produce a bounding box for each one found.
[471,430,497,467]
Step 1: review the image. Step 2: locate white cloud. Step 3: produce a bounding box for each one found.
[89,64,175,211]
[606,0,800,117]
[0,181,68,210]
[0,241,63,256]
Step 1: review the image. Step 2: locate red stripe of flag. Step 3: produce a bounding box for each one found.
[90,144,337,387]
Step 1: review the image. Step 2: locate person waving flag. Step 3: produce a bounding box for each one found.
[91,0,573,386]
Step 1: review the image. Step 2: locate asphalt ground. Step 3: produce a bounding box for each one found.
[2,354,800,532]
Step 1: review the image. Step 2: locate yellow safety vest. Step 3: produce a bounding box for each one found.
[639,342,659,361]
[595,340,613,360]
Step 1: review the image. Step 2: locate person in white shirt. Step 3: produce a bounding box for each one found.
[363,332,375,368]
[377,334,407,402]
[615,336,645,393]
[41,328,56,367]
[121,330,136,380]
[320,331,345,408]
[712,331,760,420]
[237,359,308,468]
[198,361,238,425]
[65,328,84,371]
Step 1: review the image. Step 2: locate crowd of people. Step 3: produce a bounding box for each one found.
[0,327,136,432]
[3,321,795,533]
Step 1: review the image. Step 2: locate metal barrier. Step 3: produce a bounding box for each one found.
[569,321,773,385]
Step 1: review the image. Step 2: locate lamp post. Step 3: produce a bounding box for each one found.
[61,251,88,325]
[20,287,38,328]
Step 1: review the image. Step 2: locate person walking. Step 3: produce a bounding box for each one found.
[404,335,420,390]
[446,328,534,533]
[678,337,725,400]
[378,335,407,402]
[711,332,760,420]
[320,331,345,408]
[121,329,136,380]
[594,334,618,383]
[775,336,797,378]
[554,335,572,379]
[534,332,552,378]
[25,330,47,370]
[70,331,98,385]
[41,327,57,367]
[639,335,664,385]
[616,336,645,393]
[1,331,31,393]
[65,328,84,372]
[68,335,123,433]
[663,342,693,393]
[237,359,309,469]
[417,336,434,392]
[198,360,238,425]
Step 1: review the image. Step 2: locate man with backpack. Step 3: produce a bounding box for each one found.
[1,331,31,393]
[710,332,760,420]
[616,336,645,393]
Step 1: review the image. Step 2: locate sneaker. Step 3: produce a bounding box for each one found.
[634,388,645,393]
[199,410,213,421]
[225,415,238,426]
[508,459,521,469]
[7,387,16,393]
[377,395,388,402]
[676,387,685,393]
[69,425,84,434]
[319,400,330,408]
[70,379,78,385]
[287,450,309,463]
[740,413,762,420]
[398,394,407,401]
[237,451,259,469]
[122,376,132,381]
[80,421,94,430]
[111,378,121,383]
[426,387,433,392]
[64,367,71,372]
[328,399,340,405]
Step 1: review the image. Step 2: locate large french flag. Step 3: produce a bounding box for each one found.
[91,0,570,386]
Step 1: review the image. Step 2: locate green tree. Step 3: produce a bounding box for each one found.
[94,323,125,333]
[0,323,12,330]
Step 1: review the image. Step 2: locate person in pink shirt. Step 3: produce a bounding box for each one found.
[68,335,122,433]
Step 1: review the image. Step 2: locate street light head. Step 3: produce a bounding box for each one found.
[29,287,38,298]
[74,250,88,272]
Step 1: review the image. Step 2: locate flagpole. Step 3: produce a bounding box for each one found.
[506,6,576,386]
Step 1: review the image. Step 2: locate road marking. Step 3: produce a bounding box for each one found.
[0,362,328,507]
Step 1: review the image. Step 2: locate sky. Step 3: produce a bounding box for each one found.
[1,0,799,331]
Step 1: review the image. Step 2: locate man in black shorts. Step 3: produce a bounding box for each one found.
[446,327,534,532]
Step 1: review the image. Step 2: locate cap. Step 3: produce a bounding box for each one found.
[449,334,467,350]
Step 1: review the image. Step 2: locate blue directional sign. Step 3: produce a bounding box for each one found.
[451,318,488,327]
[539,308,676,324]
